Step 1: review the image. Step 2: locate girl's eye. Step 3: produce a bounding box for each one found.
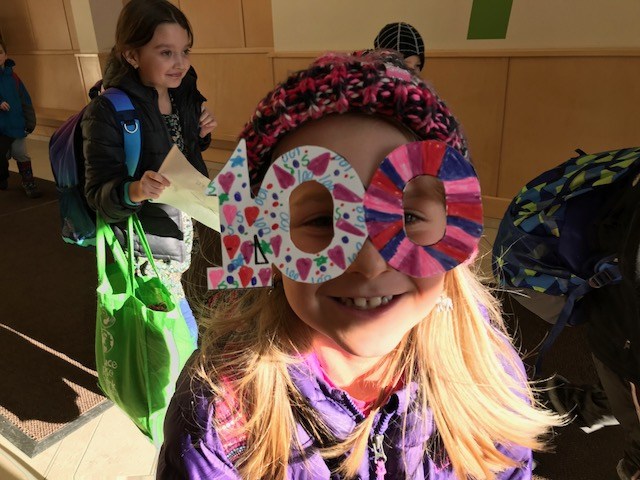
[404,212,426,225]
[291,213,335,253]
[183,49,191,56]
[303,215,333,228]
[161,50,172,57]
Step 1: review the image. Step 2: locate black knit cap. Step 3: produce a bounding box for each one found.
[374,22,424,71]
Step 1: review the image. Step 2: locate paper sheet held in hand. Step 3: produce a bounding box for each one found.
[155,145,220,231]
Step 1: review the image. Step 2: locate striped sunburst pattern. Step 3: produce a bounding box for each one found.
[364,140,483,278]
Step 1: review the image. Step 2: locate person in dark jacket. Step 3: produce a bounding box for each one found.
[541,171,640,480]
[584,174,640,480]
[0,37,40,197]
[82,0,216,339]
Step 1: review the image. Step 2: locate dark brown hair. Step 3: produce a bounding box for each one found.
[104,0,193,86]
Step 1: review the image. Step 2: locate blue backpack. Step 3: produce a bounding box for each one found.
[492,147,640,372]
[49,88,141,247]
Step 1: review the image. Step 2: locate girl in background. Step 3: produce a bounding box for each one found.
[158,51,560,479]
[374,22,425,74]
[0,37,40,197]
[82,0,216,338]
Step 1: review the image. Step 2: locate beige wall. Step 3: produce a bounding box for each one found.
[271,51,640,218]
[2,1,639,218]
[272,0,640,52]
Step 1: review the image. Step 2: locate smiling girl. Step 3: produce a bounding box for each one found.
[82,0,216,337]
[157,51,560,479]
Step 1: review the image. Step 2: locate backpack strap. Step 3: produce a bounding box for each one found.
[534,257,621,375]
[101,88,141,177]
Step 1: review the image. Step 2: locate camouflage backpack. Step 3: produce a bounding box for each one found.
[492,147,640,372]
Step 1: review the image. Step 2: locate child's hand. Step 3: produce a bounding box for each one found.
[199,105,217,138]
[0,102,9,111]
[129,171,171,202]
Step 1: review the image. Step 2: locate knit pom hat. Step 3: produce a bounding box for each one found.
[240,50,466,188]
[374,22,425,70]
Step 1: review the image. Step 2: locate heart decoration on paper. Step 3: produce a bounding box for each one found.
[207,269,224,289]
[327,245,346,270]
[218,172,236,194]
[244,206,260,226]
[239,266,254,287]
[258,268,272,286]
[333,184,362,203]
[222,205,238,226]
[223,235,241,259]
[308,152,330,176]
[296,258,312,281]
[336,219,365,237]
[240,240,254,264]
[273,164,296,189]
[270,235,282,257]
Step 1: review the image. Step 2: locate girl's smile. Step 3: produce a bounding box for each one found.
[334,294,396,309]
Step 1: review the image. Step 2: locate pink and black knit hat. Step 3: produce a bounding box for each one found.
[239,50,468,187]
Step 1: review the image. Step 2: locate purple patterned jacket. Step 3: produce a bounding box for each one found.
[157,352,533,479]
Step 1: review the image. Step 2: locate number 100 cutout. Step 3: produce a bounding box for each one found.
[205,139,483,290]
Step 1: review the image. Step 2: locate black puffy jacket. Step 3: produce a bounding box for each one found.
[82,67,210,262]
[586,175,640,383]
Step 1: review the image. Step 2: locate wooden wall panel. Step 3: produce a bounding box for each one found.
[499,56,640,199]
[77,54,102,100]
[98,52,110,76]
[189,53,274,141]
[203,147,235,177]
[179,0,245,48]
[12,54,86,111]
[27,0,72,50]
[425,58,508,197]
[62,0,79,50]
[0,0,36,52]
[242,0,274,48]
[272,56,314,84]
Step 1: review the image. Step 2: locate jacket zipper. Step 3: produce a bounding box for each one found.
[371,433,387,479]
[338,390,395,479]
[370,408,393,479]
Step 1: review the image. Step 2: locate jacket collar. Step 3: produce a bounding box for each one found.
[288,353,432,443]
[0,59,15,75]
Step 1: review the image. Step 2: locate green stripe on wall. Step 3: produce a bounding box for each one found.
[467,0,514,40]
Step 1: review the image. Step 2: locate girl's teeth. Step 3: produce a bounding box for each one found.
[353,297,367,308]
[339,296,393,309]
[367,297,382,308]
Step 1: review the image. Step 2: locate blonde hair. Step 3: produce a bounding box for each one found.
[194,264,561,479]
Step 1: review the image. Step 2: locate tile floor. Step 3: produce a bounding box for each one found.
[0,138,501,479]
[2,138,158,480]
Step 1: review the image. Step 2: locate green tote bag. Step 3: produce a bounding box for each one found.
[95,214,196,446]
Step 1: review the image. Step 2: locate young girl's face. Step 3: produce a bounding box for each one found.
[125,23,191,93]
[273,114,446,358]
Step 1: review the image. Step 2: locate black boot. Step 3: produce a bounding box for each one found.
[0,136,9,190]
[17,160,41,198]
